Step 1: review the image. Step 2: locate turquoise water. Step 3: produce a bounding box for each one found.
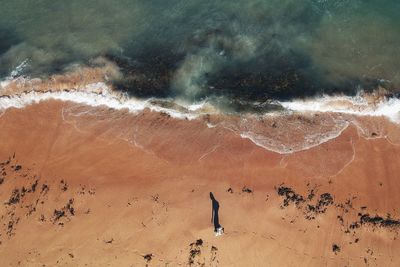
[0,0,399,100]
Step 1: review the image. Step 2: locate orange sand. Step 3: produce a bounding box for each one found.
[0,100,400,266]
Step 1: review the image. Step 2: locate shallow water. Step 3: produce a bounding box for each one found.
[0,0,399,102]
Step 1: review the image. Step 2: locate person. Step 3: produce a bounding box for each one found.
[210,192,224,236]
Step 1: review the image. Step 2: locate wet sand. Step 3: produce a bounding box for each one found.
[0,99,400,266]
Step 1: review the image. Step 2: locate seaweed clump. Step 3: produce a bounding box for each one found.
[277,186,305,207]
[358,213,400,229]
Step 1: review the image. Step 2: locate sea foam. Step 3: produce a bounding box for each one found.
[0,83,204,120]
[279,95,400,123]
[1,76,399,154]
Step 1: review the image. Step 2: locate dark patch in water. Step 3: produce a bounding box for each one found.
[0,26,21,74]
[105,51,388,110]
[205,54,319,101]
[105,49,184,99]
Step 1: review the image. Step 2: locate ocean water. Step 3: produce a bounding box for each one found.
[0,0,399,103]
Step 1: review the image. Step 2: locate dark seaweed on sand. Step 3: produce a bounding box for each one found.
[277,186,305,207]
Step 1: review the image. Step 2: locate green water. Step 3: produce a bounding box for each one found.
[0,0,399,98]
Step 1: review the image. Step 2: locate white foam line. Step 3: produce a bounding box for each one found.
[0,86,201,120]
[0,80,11,89]
[239,122,350,155]
[206,122,217,128]
[1,59,30,90]
[279,95,400,123]
[10,59,29,78]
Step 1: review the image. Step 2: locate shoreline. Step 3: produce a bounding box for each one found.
[1,73,399,156]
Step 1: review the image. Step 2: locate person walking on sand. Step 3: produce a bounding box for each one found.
[210,192,224,236]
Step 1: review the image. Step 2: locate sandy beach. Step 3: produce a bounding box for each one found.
[0,95,399,266]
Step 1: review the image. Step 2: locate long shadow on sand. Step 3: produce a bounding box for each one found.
[210,192,223,233]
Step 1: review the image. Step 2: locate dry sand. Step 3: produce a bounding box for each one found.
[0,98,400,266]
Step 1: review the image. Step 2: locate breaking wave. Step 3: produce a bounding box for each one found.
[1,81,399,122]
[0,82,212,120]
[1,72,399,154]
[279,95,400,123]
